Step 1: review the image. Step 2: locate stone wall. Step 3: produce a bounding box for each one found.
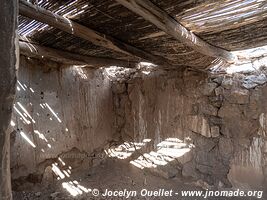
[113,68,267,190]
[10,57,114,187]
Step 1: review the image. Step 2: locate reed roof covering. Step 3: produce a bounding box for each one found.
[19,0,267,69]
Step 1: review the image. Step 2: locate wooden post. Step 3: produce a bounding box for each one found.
[0,0,18,199]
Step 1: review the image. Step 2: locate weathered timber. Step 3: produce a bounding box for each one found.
[19,41,138,68]
[116,0,237,63]
[19,0,173,67]
[0,0,17,199]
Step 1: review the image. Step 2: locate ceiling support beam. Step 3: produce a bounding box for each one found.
[116,0,237,63]
[19,0,173,67]
[19,41,138,68]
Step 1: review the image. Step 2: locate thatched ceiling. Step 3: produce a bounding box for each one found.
[18,0,267,69]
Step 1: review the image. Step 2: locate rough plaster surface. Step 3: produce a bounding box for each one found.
[0,0,17,199]
[11,57,114,188]
[113,69,267,190]
[11,58,267,191]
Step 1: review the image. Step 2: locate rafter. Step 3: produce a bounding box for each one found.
[19,0,173,67]
[116,0,237,63]
[19,41,138,68]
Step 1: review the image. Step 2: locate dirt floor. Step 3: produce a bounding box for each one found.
[12,158,266,200]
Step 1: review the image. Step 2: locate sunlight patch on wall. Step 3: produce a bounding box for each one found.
[19,131,36,148]
[72,66,88,80]
[45,103,62,123]
[103,66,136,81]
[210,45,267,74]
[103,63,157,81]
[10,120,16,127]
[13,105,31,124]
[225,45,267,74]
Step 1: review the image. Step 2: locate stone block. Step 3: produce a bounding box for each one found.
[226,88,249,104]
[215,86,224,96]
[222,78,233,89]
[211,126,220,137]
[219,138,233,160]
[187,115,211,137]
[202,82,218,96]
[243,74,267,89]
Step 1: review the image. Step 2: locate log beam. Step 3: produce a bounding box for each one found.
[116,0,237,63]
[19,41,138,68]
[19,0,172,67]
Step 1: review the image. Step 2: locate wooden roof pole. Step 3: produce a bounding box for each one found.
[19,0,173,67]
[19,41,138,68]
[116,0,237,63]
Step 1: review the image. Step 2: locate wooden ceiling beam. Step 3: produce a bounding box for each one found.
[116,0,237,63]
[19,41,138,68]
[19,0,173,67]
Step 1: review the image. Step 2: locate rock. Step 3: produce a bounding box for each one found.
[54,197,70,200]
[226,88,249,104]
[182,161,199,178]
[112,83,126,94]
[196,164,213,175]
[177,150,193,165]
[243,81,258,89]
[42,166,54,186]
[199,103,218,116]
[146,164,179,179]
[194,136,216,151]
[242,74,267,89]
[211,126,220,137]
[218,181,224,188]
[222,78,233,89]
[202,82,217,96]
[187,115,211,137]
[209,116,223,126]
[215,86,224,96]
[218,103,238,118]
[219,138,233,161]
[208,96,223,107]
[263,142,267,153]
[238,138,251,148]
[35,192,41,197]
[193,180,212,190]
[212,76,224,85]
[191,104,199,115]
[195,150,217,167]
[264,167,267,183]
[50,192,61,199]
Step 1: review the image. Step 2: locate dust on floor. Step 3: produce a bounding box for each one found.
[12,158,265,200]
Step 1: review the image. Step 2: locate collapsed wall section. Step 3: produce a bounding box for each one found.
[10,57,114,189]
[113,68,267,190]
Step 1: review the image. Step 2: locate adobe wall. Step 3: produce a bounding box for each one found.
[11,57,114,188]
